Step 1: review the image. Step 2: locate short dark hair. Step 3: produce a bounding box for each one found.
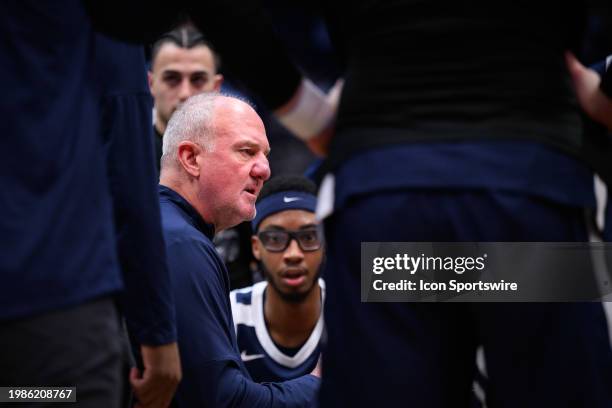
[257,175,317,203]
[151,25,221,71]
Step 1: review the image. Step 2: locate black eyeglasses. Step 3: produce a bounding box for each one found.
[257,229,322,252]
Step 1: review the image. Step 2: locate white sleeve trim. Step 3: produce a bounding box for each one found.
[230,287,256,334]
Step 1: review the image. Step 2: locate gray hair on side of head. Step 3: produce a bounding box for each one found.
[161,92,219,169]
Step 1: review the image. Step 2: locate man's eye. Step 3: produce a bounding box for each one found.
[163,76,181,86]
[241,149,256,157]
[191,76,207,88]
[266,232,286,241]
[301,232,318,242]
[262,234,285,246]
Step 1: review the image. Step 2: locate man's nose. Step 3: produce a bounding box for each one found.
[252,154,271,181]
[178,79,192,101]
[283,238,304,262]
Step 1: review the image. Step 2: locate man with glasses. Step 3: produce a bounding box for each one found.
[231,175,324,382]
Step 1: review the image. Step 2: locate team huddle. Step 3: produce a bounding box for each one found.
[2,1,612,408]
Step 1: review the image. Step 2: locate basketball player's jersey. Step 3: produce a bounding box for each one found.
[230,280,325,382]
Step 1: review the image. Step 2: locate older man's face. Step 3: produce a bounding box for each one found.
[199,100,271,231]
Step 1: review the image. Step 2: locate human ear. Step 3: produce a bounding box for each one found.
[177,141,202,177]
[251,235,262,260]
[213,74,223,92]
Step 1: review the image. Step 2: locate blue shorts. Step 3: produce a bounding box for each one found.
[320,188,612,407]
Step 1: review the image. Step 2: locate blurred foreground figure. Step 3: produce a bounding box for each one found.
[0,2,180,407]
[294,2,612,407]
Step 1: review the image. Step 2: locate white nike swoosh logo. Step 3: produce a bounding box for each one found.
[283,197,302,203]
[241,350,265,362]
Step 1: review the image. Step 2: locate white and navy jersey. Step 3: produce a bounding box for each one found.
[230,280,325,383]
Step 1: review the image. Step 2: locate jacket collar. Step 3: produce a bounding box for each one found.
[159,185,215,239]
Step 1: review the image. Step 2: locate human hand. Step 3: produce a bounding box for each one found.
[130,342,182,408]
[305,79,344,157]
[306,126,334,158]
[275,78,343,156]
[565,52,612,130]
[310,355,322,378]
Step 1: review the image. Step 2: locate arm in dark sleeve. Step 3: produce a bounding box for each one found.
[98,35,176,346]
[186,0,302,110]
[166,238,319,407]
[83,0,183,43]
[90,0,304,110]
[178,360,319,407]
[589,56,612,98]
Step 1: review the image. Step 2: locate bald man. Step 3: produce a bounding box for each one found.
[158,93,319,407]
